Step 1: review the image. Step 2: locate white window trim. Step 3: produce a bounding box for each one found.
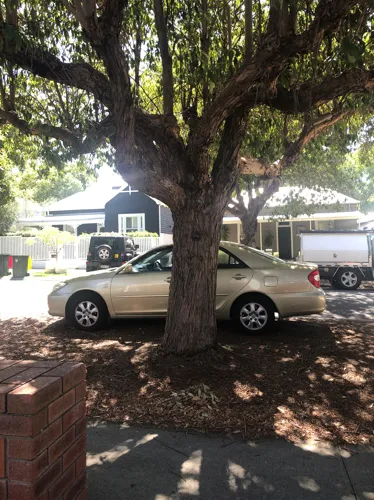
[118,213,145,233]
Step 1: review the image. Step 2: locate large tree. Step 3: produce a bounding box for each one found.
[1,0,374,353]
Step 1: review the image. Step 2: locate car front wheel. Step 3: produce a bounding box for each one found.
[232,295,275,334]
[67,293,108,331]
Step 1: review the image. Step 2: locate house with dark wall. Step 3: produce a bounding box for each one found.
[18,182,174,240]
[104,187,173,236]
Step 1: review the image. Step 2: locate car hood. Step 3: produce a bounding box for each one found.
[65,268,118,284]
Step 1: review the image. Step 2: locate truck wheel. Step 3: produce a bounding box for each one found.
[335,269,361,290]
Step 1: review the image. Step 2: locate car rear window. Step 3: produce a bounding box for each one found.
[248,247,285,263]
[90,238,123,251]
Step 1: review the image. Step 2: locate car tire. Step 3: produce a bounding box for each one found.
[67,292,108,331]
[232,294,275,334]
[96,244,113,263]
[334,269,361,290]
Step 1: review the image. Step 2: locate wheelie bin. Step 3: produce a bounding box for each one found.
[11,255,30,280]
[0,254,10,277]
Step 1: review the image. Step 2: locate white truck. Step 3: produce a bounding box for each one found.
[299,231,374,290]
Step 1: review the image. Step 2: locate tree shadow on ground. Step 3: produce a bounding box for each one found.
[0,315,372,445]
[85,423,374,500]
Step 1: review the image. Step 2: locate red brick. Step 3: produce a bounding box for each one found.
[7,377,62,415]
[8,459,62,499]
[75,417,86,438]
[48,464,75,499]
[0,365,28,383]
[0,409,47,437]
[49,389,75,424]
[75,382,86,402]
[63,471,86,500]
[0,480,6,499]
[0,385,14,413]
[75,453,86,476]
[49,427,75,464]
[35,458,62,497]
[0,438,4,478]
[2,367,51,386]
[8,450,49,481]
[46,363,86,393]
[63,434,86,471]
[63,401,85,432]
[76,488,87,500]
[8,418,62,460]
[0,360,19,370]
[8,482,37,499]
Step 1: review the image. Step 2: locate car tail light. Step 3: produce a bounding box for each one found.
[308,269,321,288]
[87,252,92,257]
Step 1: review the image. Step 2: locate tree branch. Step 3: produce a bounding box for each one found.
[244,0,253,62]
[153,0,174,114]
[188,0,357,159]
[0,108,115,154]
[0,22,113,109]
[268,69,374,114]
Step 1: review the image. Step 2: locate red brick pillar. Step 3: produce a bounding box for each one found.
[0,360,86,500]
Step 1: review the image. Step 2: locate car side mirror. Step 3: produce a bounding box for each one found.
[123,264,133,274]
[135,244,139,250]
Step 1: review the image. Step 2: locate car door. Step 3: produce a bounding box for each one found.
[216,248,252,310]
[110,247,173,316]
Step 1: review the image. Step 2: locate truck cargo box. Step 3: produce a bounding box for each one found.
[300,231,371,266]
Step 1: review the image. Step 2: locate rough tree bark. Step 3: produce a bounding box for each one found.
[163,197,225,354]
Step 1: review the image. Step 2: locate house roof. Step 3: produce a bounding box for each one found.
[229,186,359,211]
[47,183,126,212]
[265,186,359,207]
[223,211,362,224]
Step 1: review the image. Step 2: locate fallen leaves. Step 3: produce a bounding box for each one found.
[0,316,373,444]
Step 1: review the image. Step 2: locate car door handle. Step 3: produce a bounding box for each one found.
[165,277,171,283]
[233,274,247,280]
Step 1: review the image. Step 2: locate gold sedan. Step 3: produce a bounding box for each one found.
[48,242,326,333]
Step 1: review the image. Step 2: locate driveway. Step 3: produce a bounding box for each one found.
[0,276,373,322]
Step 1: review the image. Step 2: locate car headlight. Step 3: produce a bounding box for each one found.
[52,282,68,292]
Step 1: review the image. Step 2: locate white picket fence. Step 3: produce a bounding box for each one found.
[0,236,161,263]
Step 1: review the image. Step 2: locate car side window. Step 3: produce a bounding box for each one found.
[217,249,246,268]
[132,248,173,273]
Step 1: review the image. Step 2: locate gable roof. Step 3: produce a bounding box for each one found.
[266,186,359,207]
[229,186,359,211]
[48,182,126,212]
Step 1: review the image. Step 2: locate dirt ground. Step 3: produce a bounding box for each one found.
[0,316,372,445]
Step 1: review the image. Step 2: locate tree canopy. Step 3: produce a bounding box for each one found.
[2,0,374,353]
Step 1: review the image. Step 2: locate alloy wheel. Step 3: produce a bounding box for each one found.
[240,302,268,331]
[341,271,358,288]
[98,248,110,260]
[75,301,99,327]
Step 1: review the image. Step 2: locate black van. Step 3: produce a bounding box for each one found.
[86,234,139,272]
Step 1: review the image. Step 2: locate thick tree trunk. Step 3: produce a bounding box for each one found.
[162,197,225,354]
[240,211,258,246]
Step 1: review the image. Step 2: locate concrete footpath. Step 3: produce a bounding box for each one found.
[86,422,374,499]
